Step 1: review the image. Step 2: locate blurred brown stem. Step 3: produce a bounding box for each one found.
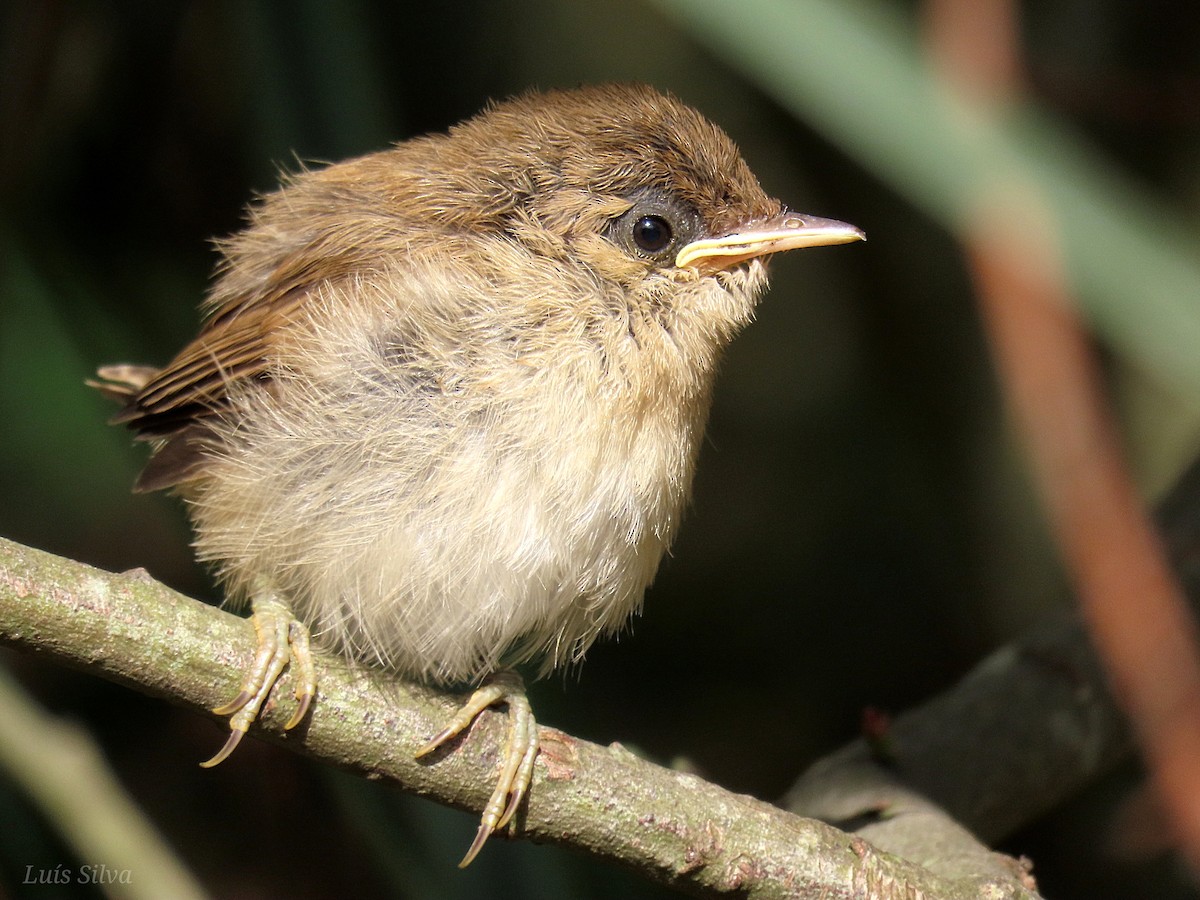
[921,0,1200,873]
[967,205,1200,872]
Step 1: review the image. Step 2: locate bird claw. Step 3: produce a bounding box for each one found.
[199,726,246,768]
[201,589,316,767]
[416,670,539,866]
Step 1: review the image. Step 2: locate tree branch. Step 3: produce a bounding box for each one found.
[0,535,1040,899]
[786,614,1124,867]
[786,454,1200,877]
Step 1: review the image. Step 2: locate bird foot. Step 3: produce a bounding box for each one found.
[200,586,316,767]
[415,670,539,866]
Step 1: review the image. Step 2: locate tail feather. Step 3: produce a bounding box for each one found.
[87,363,159,415]
[89,363,213,492]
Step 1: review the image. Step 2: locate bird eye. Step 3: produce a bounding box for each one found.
[632,215,673,254]
[607,195,700,264]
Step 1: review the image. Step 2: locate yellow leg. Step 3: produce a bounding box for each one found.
[200,584,316,767]
[415,670,539,867]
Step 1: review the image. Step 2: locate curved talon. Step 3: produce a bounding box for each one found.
[211,690,252,717]
[284,621,316,730]
[420,670,540,866]
[459,823,494,869]
[284,688,313,731]
[414,727,455,759]
[496,798,520,832]
[204,592,316,765]
[199,728,246,768]
[496,730,539,830]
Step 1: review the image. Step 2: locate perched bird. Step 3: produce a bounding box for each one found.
[93,83,863,864]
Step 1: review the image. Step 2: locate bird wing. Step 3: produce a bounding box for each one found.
[106,240,374,436]
[105,292,297,437]
[95,237,388,491]
[90,297,289,491]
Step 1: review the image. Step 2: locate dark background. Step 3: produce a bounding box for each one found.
[2,1,1199,897]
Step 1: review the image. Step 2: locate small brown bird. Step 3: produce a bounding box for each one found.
[93,84,862,864]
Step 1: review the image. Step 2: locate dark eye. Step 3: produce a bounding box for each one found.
[632,215,673,254]
[606,194,700,264]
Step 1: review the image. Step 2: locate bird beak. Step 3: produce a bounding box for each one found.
[675,212,865,271]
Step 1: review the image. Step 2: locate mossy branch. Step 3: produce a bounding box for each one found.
[0,534,1048,899]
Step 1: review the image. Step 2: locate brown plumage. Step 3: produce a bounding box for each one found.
[93,83,862,864]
